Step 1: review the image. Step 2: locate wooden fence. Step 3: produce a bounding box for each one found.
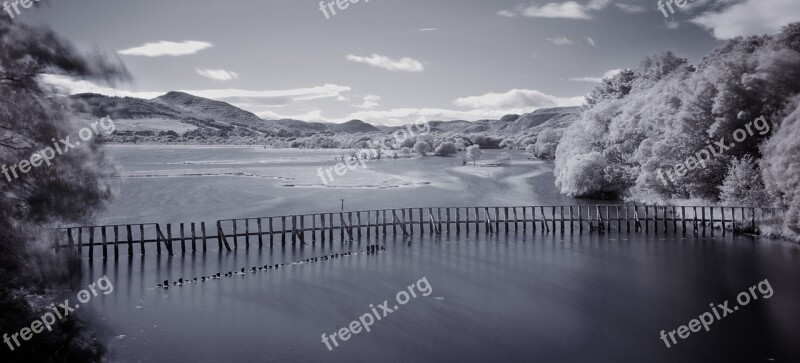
[54,205,784,260]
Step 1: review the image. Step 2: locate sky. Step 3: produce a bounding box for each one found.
[17,0,800,125]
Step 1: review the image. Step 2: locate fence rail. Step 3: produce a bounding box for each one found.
[54,205,785,260]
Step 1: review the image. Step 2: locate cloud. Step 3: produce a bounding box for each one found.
[39,74,351,108]
[345,54,425,72]
[118,40,213,57]
[353,94,382,109]
[256,109,334,122]
[195,68,239,81]
[417,28,442,32]
[569,69,622,82]
[498,0,612,20]
[691,0,800,39]
[546,37,576,45]
[586,37,596,46]
[453,89,584,109]
[614,3,646,13]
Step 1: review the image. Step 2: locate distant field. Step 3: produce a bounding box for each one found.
[74,117,198,134]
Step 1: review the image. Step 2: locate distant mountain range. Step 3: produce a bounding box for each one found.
[68,91,579,139]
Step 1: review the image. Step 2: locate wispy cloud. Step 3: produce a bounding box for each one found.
[546,37,576,45]
[569,69,622,82]
[498,0,612,20]
[353,94,382,109]
[39,74,351,109]
[453,89,584,109]
[345,54,425,72]
[118,40,213,57]
[417,28,442,32]
[586,37,596,46]
[691,0,800,39]
[195,68,239,81]
[614,3,646,13]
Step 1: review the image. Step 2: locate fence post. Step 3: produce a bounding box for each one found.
[139,225,146,255]
[201,222,208,252]
[191,222,197,251]
[126,225,133,257]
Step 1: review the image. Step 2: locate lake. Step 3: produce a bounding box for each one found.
[72,146,800,363]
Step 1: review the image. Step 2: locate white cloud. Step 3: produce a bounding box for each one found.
[195,68,239,81]
[345,54,425,72]
[691,0,800,39]
[614,3,646,13]
[569,69,622,82]
[453,89,584,109]
[118,40,213,57]
[498,0,612,20]
[39,74,351,108]
[665,18,681,30]
[546,37,576,45]
[586,37,596,46]
[353,94,382,109]
[256,109,334,122]
[417,28,442,32]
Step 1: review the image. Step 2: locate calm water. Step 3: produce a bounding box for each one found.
[70,146,800,363]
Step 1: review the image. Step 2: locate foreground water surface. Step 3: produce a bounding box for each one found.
[69,146,800,362]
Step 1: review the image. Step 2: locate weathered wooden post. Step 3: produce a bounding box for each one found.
[474,208,480,232]
[270,217,276,245]
[89,227,95,260]
[77,228,83,255]
[672,206,677,232]
[201,222,208,252]
[245,219,251,247]
[281,216,287,244]
[179,223,186,253]
[126,225,133,257]
[292,216,297,244]
[522,207,527,231]
[139,225,146,255]
[257,219,264,246]
[357,212,363,239]
[456,208,461,233]
[191,223,197,251]
[101,226,108,259]
[319,213,325,244]
[156,224,164,254]
[166,224,175,255]
[311,215,316,244]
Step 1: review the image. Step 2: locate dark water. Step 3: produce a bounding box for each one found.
[67,147,800,362]
[76,230,800,363]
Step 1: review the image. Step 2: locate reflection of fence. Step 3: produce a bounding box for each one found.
[54,205,784,260]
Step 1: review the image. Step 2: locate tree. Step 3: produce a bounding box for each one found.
[466,145,482,165]
[434,142,457,157]
[413,141,431,156]
[1,12,129,361]
[494,152,511,166]
[719,156,771,207]
[525,144,536,157]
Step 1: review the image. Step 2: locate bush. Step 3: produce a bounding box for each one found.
[413,141,431,156]
[434,142,457,156]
